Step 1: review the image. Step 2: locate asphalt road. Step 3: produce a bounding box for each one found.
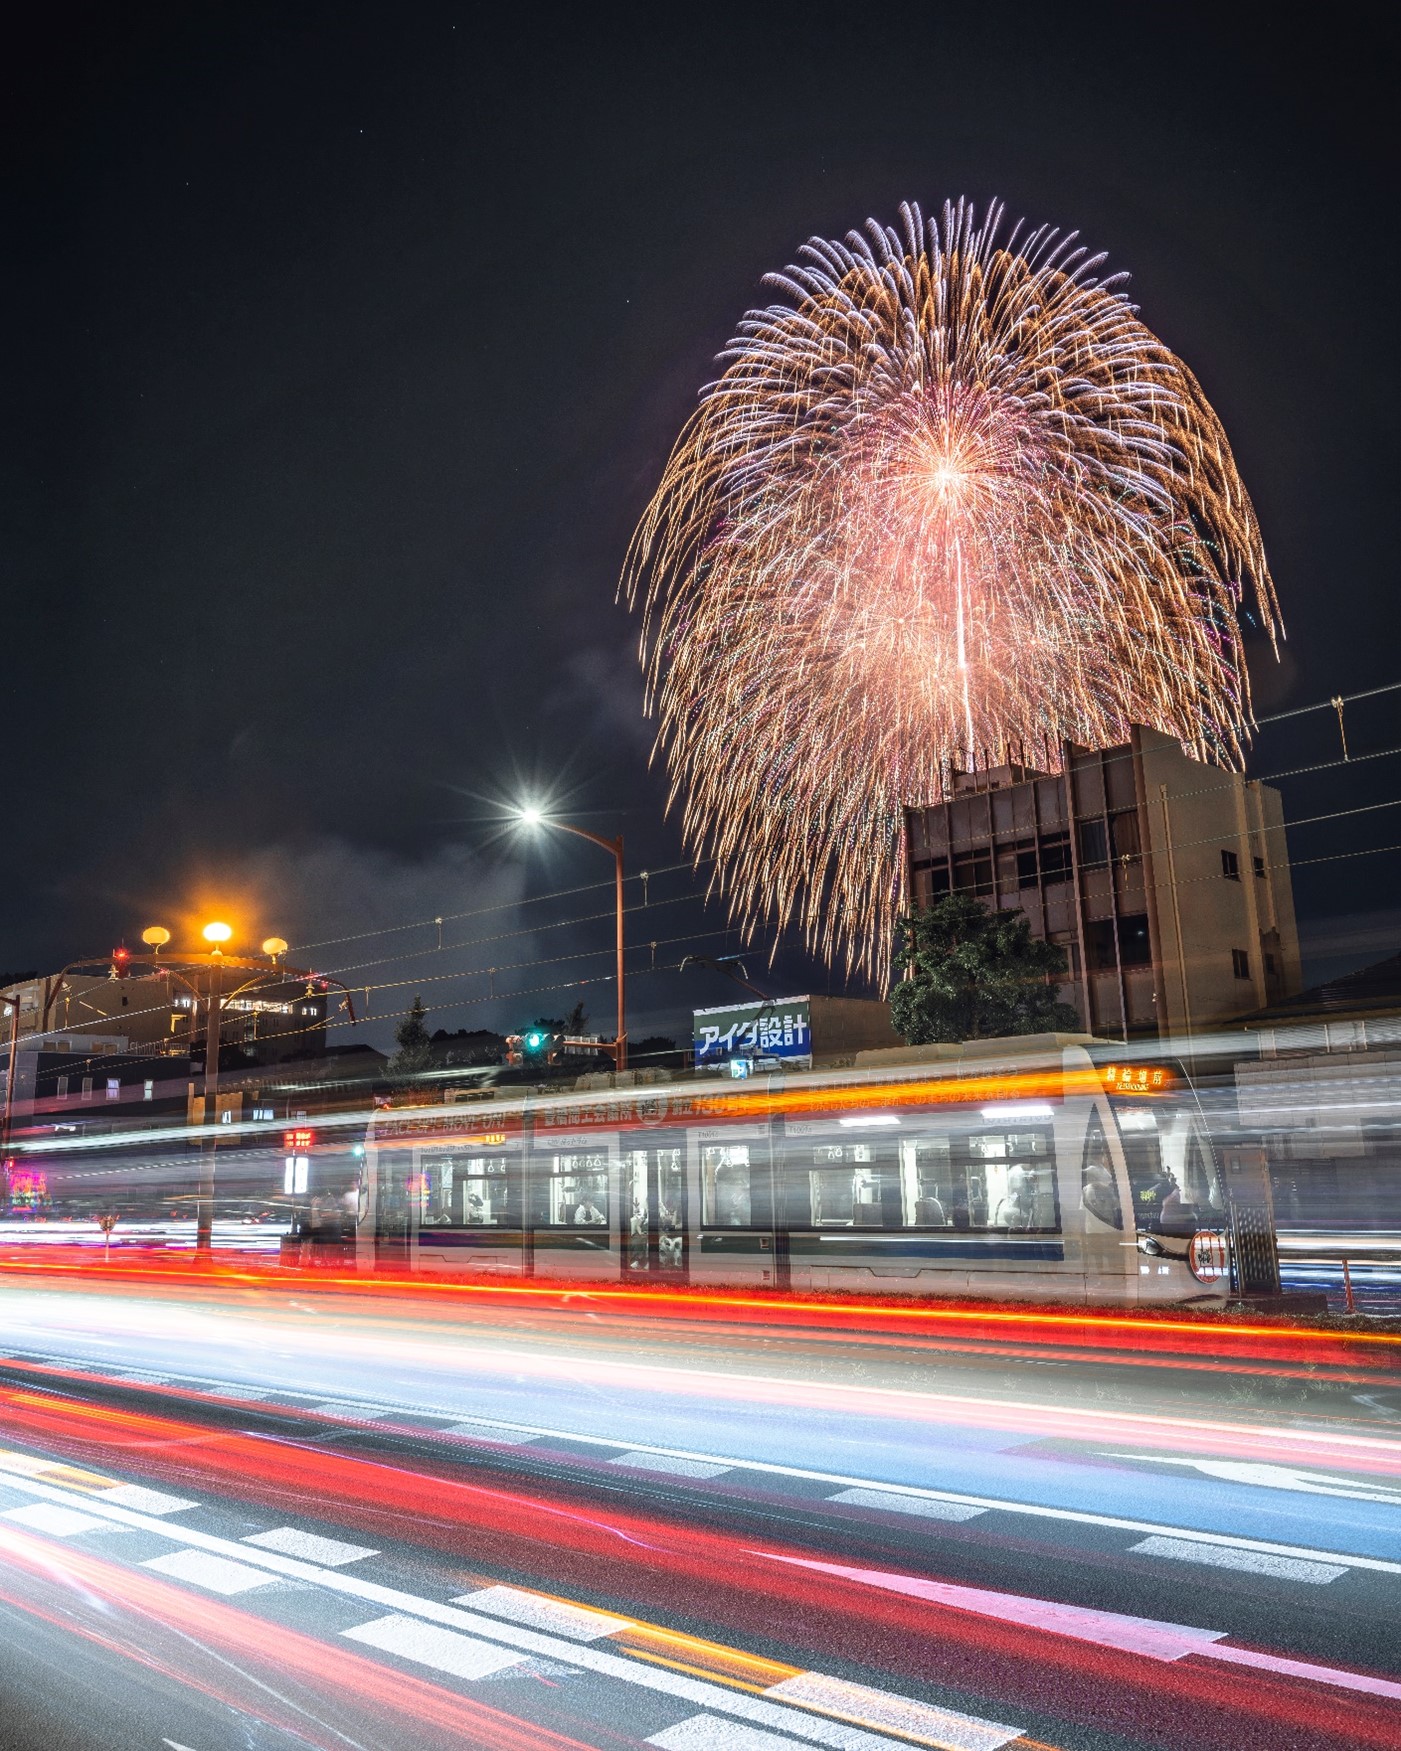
[0,1273,1397,1751]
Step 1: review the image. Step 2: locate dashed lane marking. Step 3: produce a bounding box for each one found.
[441,1420,540,1444]
[243,1526,378,1566]
[649,1719,816,1750]
[102,1484,198,1515]
[142,1549,278,1595]
[451,1583,635,1641]
[611,1451,733,1479]
[342,1613,528,1679]
[766,1672,1025,1751]
[1129,1536,1347,1584]
[828,1488,986,1523]
[3,1502,119,1538]
[0,1470,1021,1749]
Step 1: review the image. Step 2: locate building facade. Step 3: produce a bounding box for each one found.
[904,726,1302,1040]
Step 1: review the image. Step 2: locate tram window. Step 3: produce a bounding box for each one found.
[1080,1112,1124,1229]
[548,1153,609,1226]
[901,1137,953,1225]
[456,1156,510,1226]
[701,1145,752,1226]
[786,1129,1057,1230]
[964,1130,1057,1230]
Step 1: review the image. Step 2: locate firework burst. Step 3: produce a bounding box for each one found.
[622,199,1279,983]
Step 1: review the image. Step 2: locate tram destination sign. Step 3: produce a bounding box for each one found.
[693,996,812,1071]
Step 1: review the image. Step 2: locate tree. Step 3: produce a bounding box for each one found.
[889,893,1080,1045]
[389,994,434,1079]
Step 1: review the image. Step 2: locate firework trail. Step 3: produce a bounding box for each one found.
[622,199,1280,984]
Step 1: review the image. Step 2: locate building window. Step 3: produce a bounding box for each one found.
[1231,948,1251,979]
[56,1076,68,1100]
[105,1078,120,1100]
[81,1077,93,1101]
[143,1079,154,1101]
[1253,854,1266,878]
[1264,952,1278,976]
[1221,849,1240,880]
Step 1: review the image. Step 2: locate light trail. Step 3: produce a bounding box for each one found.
[0,1395,1396,1750]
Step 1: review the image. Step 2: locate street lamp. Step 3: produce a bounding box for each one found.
[516,808,627,1072]
[39,926,357,1255]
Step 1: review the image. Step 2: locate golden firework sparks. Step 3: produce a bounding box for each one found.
[622,200,1280,984]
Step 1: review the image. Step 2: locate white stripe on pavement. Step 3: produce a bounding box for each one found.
[3,1502,118,1537]
[611,1451,732,1479]
[102,1485,198,1515]
[243,1527,378,1566]
[342,1614,527,1679]
[828,1489,986,1523]
[0,1471,1002,1750]
[451,1584,634,1640]
[649,1719,813,1750]
[765,1673,1020,1751]
[141,1549,276,1595]
[1130,1536,1346,1584]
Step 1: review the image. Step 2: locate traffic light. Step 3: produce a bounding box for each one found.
[111,946,132,979]
[505,1028,561,1067]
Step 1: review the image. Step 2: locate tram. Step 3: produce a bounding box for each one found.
[358,1036,1239,1305]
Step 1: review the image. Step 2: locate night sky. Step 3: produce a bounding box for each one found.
[5,4,1396,1047]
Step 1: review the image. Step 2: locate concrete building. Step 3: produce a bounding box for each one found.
[3,968,328,1063]
[904,726,1302,1040]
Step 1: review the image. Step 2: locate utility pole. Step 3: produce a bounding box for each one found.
[195,956,223,1252]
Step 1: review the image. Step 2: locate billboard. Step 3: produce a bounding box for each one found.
[693,996,812,1070]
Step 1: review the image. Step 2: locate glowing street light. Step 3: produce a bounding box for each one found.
[201,921,233,946]
[141,926,171,954]
[515,805,627,1071]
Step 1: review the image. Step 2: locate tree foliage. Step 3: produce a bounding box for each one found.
[889,894,1079,1045]
[388,994,434,1079]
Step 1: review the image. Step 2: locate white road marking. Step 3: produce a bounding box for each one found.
[452,1583,634,1640]
[3,1503,117,1537]
[611,1451,732,1479]
[441,1421,540,1444]
[1130,1536,1346,1584]
[765,1672,1020,1751]
[649,1718,813,1750]
[0,1471,1021,1749]
[756,1551,1401,1703]
[101,1485,198,1515]
[828,1488,986,1523]
[342,1613,526,1679]
[309,1402,391,1421]
[1208,1640,1401,1701]
[142,1549,276,1595]
[243,1527,378,1566]
[1106,1453,1401,1507]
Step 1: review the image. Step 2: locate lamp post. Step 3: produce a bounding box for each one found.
[39,927,357,1256]
[517,810,627,1072]
[1,987,24,1203]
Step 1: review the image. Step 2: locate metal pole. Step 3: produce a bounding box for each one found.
[1342,1256,1356,1316]
[614,835,627,1073]
[195,962,222,1253]
[1,991,23,1205]
[547,821,627,1074]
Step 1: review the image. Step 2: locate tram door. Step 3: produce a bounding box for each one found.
[623,1133,687,1278]
[375,1148,416,1267]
